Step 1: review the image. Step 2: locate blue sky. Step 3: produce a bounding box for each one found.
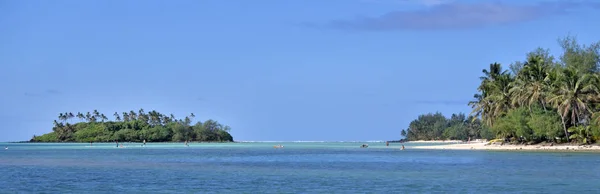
[1,0,599,142]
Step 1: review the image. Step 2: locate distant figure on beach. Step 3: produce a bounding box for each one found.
[401,144,405,150]
[90,141,93,147]
[386,141,389,146]
[185,140,189,147]
[115,140,119,148]
[143,139,146,147]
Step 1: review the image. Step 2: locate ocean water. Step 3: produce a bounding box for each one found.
[1,142,600,193]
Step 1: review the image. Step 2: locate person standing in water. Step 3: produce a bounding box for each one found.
[401,144,405,150]
[185,140,189,147]
[143,139,146,147]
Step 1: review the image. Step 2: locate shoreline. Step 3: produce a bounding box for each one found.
[406,140,464,143]
[411,142,600,152]
[7,141,235,144]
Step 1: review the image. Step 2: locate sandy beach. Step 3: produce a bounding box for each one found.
[411,142,600,152]
[407,140,464,143]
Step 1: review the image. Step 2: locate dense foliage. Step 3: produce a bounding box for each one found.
[402,113,489,141]
[31,109,233,142]
[405,36,600,144]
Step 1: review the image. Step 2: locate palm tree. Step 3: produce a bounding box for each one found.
[58,113,66,124]
[114,112,121,121]
[509,54,552,111]
[469,94,489,122]
[138,109,147,122]
[489,73,514,116]
[68,112,75,123]
[52,120,65,141]
[129,111,137,121]
[184,116,191,126]
[162,115,171,124]
[77,112,84,121]
[547,67,600,141]
[100,114,108,122]
[470,63,513,127]
[122,112,130,122]
[149,110,162,126]
[480,63,506,83]
[93,110,100,119]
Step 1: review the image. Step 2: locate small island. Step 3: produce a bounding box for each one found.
[31,109,233,142]
[402,36,600,146]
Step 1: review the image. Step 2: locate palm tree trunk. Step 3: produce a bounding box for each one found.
[541,100,547,111]
[561,116,569,142]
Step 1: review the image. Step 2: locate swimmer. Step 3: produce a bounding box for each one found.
[4,146,7,150]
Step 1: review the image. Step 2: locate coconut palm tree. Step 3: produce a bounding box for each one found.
[58,113,66,124]
[93,110,100,119]
[486,73,514,123]
[547,67,600,141]
[509,54,552,111]
[68,112,75,123]
[162,115,171,124]
[100,114,108,122]
[129,111,137,121]
[114,112,121,121]
[470,63,510,127]
[77,112,84,121]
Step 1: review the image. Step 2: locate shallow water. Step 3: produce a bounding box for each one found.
[1,142,600,193]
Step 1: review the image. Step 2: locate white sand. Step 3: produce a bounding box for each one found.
[408,140,464,143]
[411,142,600,152]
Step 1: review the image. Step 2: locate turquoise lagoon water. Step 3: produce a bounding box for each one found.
[1,142,600,193]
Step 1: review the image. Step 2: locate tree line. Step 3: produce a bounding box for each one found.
[31,109,233,142]
[401,113,488,141]
[404,36,600,144]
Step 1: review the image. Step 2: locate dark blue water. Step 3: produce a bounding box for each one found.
[1,142,600,193]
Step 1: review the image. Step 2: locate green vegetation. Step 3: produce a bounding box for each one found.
[404,36,600,144]
[31,109,233,142]
[401,113,487,141]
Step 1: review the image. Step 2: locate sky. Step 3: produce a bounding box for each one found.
[1,0,599,142]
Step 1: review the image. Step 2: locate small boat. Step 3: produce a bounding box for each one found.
[274,144,284,148]
[360,144,369,148]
